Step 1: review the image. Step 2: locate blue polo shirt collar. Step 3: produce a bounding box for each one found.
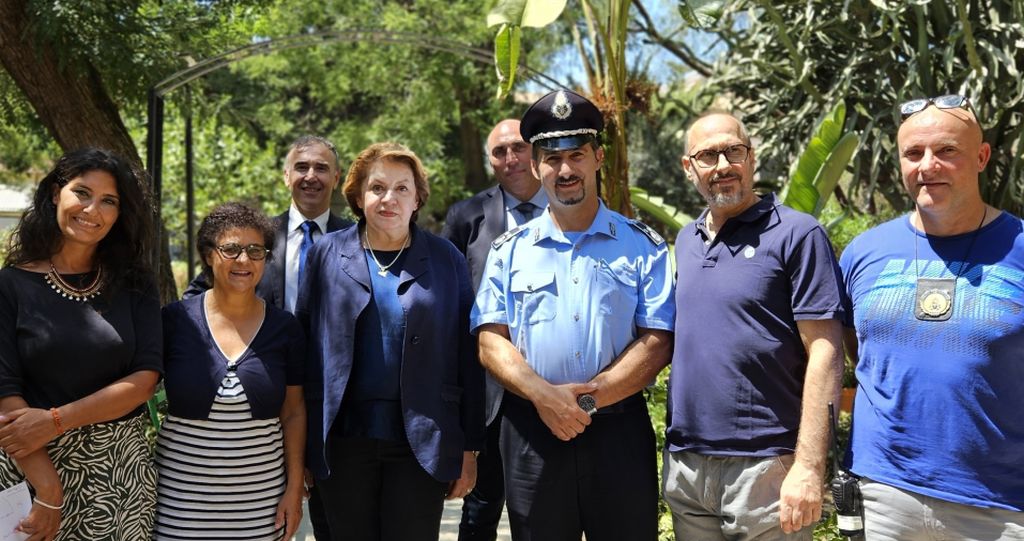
[694,193,778,238]
[532,201,618,245]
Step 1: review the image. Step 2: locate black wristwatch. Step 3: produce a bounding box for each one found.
[577,394,597,415]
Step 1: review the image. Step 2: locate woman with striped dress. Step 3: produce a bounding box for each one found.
[155,202,306,540]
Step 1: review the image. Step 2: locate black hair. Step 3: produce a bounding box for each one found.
[5,147,154,293]
[196,202,276,280]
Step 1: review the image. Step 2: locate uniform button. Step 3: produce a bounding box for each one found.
[574,314,579,321]
[411,335,421,345]
[575,351,581,358]
[572,277,579,284]
[527,284,533,292]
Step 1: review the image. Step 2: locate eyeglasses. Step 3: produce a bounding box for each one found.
[899,94,972,119]
[216,243,269,261]
[689,144,751,168]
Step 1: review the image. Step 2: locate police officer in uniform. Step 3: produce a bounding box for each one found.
[470,89,675,541]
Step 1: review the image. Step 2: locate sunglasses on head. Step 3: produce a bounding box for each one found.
[899,94,972,119]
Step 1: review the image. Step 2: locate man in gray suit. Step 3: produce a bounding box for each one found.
[184,134,351,540]
[441,118,546,540]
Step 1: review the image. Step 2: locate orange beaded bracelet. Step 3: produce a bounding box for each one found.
[49,407,64,435]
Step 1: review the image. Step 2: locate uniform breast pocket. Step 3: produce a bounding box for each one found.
[510,271,558,325]
[596,259,638,317]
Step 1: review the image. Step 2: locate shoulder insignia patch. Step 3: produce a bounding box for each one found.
[492,225,528,250]
[629,220,665,246]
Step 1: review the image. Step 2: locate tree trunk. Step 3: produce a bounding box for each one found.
[0,0,177,302]
[0,0,138,163]
[454,80,488,195]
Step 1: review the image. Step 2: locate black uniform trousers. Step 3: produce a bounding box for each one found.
[500,392,659,541]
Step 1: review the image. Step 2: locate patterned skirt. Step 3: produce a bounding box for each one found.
[0,413,157,541]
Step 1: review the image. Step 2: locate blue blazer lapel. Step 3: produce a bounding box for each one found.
[338,225,372,291]
[399,224,430,287]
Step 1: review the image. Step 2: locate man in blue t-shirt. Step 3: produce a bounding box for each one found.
[664,112,846,540]
[840,96,1024,539]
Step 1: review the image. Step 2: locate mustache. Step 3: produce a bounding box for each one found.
[710,172,739,183]
[556,175,583,183]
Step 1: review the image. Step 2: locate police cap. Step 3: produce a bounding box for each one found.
[520,89,604,152]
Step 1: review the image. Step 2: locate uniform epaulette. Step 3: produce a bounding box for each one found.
[492,225,528,249]
[628,219,665,246]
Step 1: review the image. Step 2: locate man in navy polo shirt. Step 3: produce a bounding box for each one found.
[663,112,845,540]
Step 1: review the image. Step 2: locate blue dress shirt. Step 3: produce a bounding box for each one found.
[471,202,675,384]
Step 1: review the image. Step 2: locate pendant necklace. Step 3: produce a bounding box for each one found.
[44,262,103,302]
[365,230,409,277]
[913,208,986,321]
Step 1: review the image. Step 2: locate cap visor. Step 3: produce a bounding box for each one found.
[535,134,595,152]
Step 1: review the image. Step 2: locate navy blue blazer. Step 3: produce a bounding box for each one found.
[297,222,484,482]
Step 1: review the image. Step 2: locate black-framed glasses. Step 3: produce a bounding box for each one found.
[900,94,972,119]
[216,243,269,261]
[689,144,751,168]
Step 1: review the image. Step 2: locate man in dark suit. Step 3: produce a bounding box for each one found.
[183,134,351,539]
[441,118,546,540]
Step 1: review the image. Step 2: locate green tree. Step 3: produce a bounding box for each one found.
[1,0,567,285]
[670,0,1024,216]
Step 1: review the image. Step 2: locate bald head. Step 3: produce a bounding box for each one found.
[896,105,991,229]
[487,118,538,201]
[685,113,751,156]
[898,105,984,150]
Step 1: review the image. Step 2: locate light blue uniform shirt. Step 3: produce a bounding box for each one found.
[471,202,675,385]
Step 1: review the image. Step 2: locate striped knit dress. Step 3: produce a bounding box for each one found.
[154,364,286,540]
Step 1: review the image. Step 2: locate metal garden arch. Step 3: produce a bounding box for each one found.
[145,29,563,278]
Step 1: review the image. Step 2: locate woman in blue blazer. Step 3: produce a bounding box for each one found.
[297,142,484,541]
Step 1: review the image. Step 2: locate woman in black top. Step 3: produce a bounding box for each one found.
[0,148,161,540]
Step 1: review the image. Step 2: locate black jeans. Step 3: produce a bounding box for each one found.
[317,436,447,541]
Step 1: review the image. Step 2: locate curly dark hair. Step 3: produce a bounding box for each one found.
[196,202,276,281]
[5,148,155,292]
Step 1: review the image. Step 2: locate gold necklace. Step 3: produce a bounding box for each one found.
[364,230,409,277]
[44,262,103,302]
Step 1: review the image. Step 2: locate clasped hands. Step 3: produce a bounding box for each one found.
[0,408,59,458]
[532,381,598,441]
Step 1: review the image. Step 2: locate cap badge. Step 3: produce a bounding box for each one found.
[551,90,572,120]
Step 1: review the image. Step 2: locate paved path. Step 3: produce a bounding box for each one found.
[292,499,511,540]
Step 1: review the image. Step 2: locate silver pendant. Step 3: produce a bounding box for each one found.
[377,268,388,277]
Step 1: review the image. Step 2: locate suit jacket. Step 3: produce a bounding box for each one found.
[182,211,351,307]
[440,185,508,426]
[298,223,484,482]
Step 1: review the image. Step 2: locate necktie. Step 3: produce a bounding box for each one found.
[515,202,538,223]
[298,220,318,285]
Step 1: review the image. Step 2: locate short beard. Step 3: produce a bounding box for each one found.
[702,172,745,209]
[555,177,585,206]
[704,191,745,208]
